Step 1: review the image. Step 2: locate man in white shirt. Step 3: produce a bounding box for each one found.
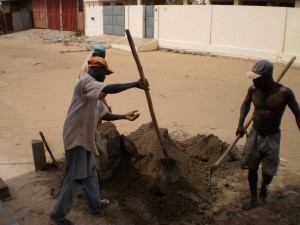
[50,56,149,225]
[78,44,112,112]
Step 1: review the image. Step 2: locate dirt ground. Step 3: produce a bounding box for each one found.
[0,29,300,225]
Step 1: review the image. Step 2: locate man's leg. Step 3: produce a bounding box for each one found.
[50,174,81,224]
[259,130,280,202]
[243,168,259,210]
[82,152,109,214]
[259,173,273,201]
[82,171,109,214]
[50,148,82,224]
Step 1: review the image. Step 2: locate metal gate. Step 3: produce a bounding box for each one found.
[145,6,154,38]
[61,0,77,31]
[103,6,125,36]
[47,0,60,30]
[32,0,47,28]
[0,12,13,34]
[46,0,77,31]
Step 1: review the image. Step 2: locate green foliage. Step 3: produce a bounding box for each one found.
[74,29,83,37]
[166,0,183,5]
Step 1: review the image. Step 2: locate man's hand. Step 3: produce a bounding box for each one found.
[125,110,140,121]
[136,79,150,91]
[236,125,246,138]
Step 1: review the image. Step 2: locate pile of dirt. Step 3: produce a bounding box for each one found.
[98,122,241,224]
[20,122,299,225]
[25,29,87,45]
[97,122,121,140]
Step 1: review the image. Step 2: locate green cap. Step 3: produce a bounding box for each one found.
[93,44,106,56]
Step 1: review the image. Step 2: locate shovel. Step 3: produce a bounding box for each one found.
[125,29,180,183]
[39,131,59,168]
[209,56,296,185]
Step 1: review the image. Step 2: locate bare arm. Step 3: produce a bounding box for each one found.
[102,79,149,94]
[236,86,255,137]
[285,87,300,130]
[102,110,140,121]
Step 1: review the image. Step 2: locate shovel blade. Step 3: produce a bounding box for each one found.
[208,164,219,186]
[160,158,180,184]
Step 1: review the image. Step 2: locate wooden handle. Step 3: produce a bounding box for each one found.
[276,56,296,82]
[39,131,58,166]
[125,29,169,158]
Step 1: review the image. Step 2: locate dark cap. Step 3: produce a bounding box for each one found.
[245,60,273,79]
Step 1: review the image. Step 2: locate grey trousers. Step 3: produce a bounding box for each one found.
[50,146,102,221]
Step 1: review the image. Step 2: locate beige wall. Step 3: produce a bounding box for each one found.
[158,5,212,52]
[126,5,144,38]
[209,6,286,61]
[84,2,103,37]
[283,8,300,62]
[84,4,300,65]
[157,5,300,65]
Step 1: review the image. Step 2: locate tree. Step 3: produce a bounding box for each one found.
[166,0,183,5]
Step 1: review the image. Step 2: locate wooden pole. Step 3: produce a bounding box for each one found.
[39,131,58,167]
[125,29,168,158]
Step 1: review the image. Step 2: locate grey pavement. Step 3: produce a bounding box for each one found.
[85,34,158,52]
[0,201,19,225]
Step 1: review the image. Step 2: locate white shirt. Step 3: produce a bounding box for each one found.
[63,74,109,155]
[77,52,92,80]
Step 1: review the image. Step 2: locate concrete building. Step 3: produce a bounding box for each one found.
[187,0,300,7]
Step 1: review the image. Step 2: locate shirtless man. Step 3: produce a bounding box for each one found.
[236,60,300,210]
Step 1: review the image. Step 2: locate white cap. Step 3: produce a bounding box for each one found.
[245,60,273,79]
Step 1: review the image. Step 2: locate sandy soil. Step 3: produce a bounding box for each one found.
[0,29,300,225]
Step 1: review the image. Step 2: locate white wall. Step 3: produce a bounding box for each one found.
[126,5,145,38]
[85,3,103,37]
[210,6,286,61]
[158,5,212,52]
[157,5,300,65]
[283,8,300,62]
[83,4,300,65]
[154,6,159,40]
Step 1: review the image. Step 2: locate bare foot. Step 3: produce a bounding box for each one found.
[259,184,268,201]
[242,199,259,210]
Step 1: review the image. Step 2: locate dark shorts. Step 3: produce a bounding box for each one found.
[240,128,281,176]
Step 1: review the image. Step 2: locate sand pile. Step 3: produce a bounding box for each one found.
[97,122,241,225]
